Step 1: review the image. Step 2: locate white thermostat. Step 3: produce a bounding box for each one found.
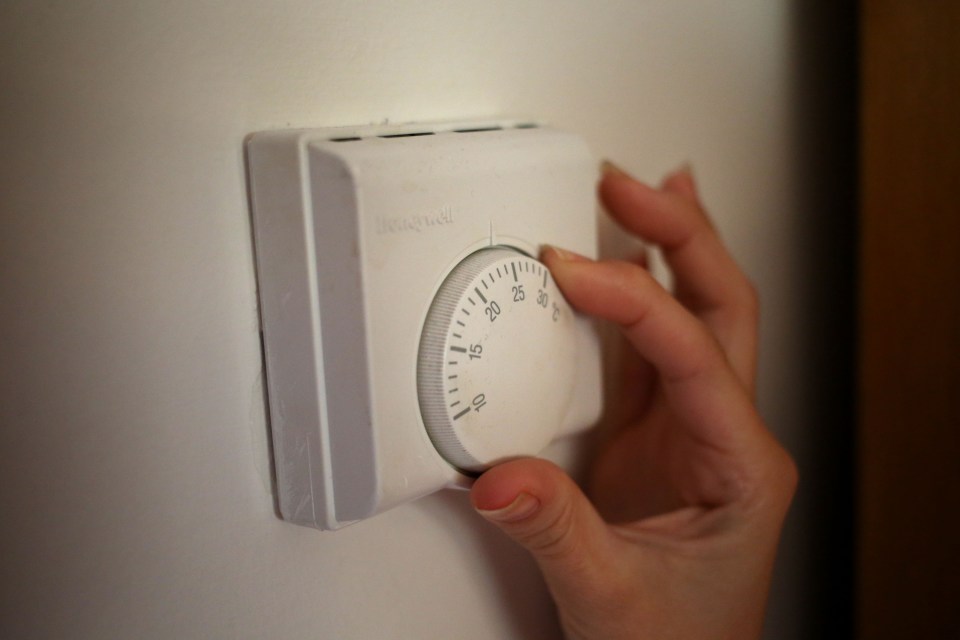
[247,120,603,530]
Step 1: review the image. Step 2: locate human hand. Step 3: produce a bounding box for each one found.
[470,163,797,639]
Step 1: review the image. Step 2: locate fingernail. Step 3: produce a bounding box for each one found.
[476,492,541,523]
[673,160,694,178]
[543,245,573,261]
[601,159,630,178]
[541,245,586,262]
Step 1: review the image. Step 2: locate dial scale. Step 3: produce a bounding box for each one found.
[247,121,603,529]
[418,248,576,473]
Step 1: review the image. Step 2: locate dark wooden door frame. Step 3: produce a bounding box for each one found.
[859,2,960,637]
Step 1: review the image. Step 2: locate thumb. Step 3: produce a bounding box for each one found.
[471,458,621,603]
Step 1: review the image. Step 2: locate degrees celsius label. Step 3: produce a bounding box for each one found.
[417,247,577,472]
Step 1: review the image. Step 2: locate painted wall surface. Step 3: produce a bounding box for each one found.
[1,2,853,638]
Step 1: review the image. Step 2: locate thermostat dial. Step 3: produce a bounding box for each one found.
[417,247,577,473]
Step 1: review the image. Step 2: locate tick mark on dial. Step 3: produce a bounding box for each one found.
[448,388,458,394]
[450,346,466,353]
[511,263,518,282]
[543,270,547,287]
[461,308,470,316]
[474,287,487,304]
[456,320,465,327]
[468,297,476,306]
[452,333,462,339]
[453,408,471,421]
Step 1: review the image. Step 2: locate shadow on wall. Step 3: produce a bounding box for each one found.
[776,2,858,639]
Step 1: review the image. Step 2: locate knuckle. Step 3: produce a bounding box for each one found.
[759,443,799,509]
[738,276,761,321]
[515,500,579,561]
[779,449,800,499]
[745,277,760,309]
[664,217,706,252]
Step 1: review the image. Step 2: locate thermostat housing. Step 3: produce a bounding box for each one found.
[247,120,603,530]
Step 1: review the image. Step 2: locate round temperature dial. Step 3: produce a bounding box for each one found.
[417,247,577,473]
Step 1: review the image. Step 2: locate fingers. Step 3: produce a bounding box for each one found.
[659,162,704,211]
[543,249,765,459]
[471,459,625,607]
[607,337,657,428]
[598,163,758,389]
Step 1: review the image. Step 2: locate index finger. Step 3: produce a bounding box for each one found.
[599,165,759,390]
[543,247,765,459]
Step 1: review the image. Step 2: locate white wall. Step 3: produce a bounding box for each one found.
[1,2,850,638]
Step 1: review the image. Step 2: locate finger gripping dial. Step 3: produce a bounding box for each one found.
[417,248,577,473]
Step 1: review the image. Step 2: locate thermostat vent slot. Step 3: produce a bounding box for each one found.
[454,126,503,133]
[378,132,434,139]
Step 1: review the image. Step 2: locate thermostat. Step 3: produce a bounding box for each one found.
[246,120,603,530]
